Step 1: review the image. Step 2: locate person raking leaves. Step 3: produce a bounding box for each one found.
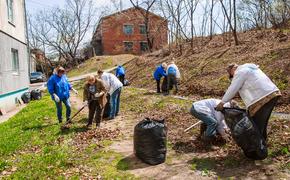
[47,66,78,124]
[83,75,107,128]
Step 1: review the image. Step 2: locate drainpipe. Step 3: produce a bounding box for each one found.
[23,0,31,81]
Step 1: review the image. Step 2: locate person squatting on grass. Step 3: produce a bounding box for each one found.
[153,63,167,93]
[83,75,107,128]
[166,61,180,94]
[47,66,78,123]
[190,99,236,142]
[116,65,126,85]
[98,70,123,120]
[216,63,281,157]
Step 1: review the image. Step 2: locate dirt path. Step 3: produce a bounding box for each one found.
[70,93,210,180]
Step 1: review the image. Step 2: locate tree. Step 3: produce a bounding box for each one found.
[28,0,95,67]
[129,0,157,52]
[219,0,239,45]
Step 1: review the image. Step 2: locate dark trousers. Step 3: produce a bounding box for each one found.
[118,75,125,85]
[252,96,279,140]
[88,100,103,126]
[167,74,178,92]
[156,79,161,93]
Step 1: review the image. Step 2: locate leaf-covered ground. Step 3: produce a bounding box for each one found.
[0,87,289,179]
[124,29,290,112]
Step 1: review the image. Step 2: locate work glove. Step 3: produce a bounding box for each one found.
[53,94,60,103]
[72,88,78,95]
[215,102,225,111]
[83,100,88,106]
[94,92,104,98]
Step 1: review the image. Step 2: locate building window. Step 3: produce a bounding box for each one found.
[124,42,133,52]
[7,0,14,23]
[140,42,148,52]
[139,24,146,34]
[11,49,19,73]
[123,25,133,35]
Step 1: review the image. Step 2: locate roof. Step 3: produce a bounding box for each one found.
[101,6,167,21]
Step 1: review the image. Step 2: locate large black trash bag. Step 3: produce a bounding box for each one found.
[134,118,167,165]
[223,108,268,160]
[31,89,42,100]
[21,92,31,104]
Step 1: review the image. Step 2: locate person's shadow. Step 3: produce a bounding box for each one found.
[117,154,151,171]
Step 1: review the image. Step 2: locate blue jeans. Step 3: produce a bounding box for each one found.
[109,87,122,119]
[190,105,217,137]
[55,98,71,121]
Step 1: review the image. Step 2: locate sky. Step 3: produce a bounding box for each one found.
[25,0,131,15]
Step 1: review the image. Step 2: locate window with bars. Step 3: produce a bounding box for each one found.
[140,42,148,52]
[124,42,133,52]
[11,49,19,73]
[7,0,14,23]
[139,24,146,34]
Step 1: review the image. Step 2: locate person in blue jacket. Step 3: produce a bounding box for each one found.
[47,66,78,123]
[115,65,126,85]
[153,63,167,93]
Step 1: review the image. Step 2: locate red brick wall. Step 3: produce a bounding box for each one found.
[99,8,168,55]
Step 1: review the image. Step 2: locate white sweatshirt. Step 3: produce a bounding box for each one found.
[166,64,181,79]
[222,63,279,108]
[101,72,123,95]
[193,99,230,134]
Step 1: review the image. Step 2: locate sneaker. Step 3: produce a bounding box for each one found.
[58,119,63,123]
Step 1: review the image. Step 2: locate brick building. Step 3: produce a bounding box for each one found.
[92,7,168,55]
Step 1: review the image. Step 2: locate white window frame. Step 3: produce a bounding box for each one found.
[7,0,14,24]
[11,48,19,74]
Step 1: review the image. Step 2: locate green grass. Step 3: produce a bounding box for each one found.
[0,93,135,179]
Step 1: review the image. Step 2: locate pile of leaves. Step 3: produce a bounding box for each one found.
[72,128,121,151]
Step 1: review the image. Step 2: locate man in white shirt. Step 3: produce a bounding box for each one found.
[190,99,234,142]
[216,63,281,140]
[98,70,123,120]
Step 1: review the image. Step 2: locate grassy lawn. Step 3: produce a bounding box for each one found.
[67,55,135,78]
[0,93,135,179]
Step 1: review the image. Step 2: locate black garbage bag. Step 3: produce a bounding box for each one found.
[103,94,111,118]
[21,92,31,104]
[223,108,268,160]
[161,77,168,93]
[134,118,167,165]
[30,89,42,100]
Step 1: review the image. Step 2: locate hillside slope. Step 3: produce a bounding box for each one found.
[125,30,290,107]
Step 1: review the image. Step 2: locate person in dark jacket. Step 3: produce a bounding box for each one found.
[153,63,167,93]
[47,67,78,123]
[83,75,107,128]
[116,65,126,85]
